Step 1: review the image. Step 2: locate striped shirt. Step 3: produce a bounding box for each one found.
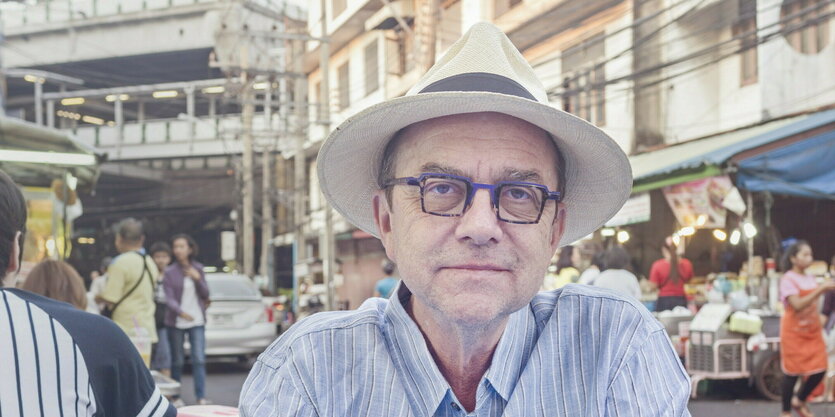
[240,284,691,416]
[0,288,176,417]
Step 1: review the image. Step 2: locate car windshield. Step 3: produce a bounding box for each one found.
[207,277,260,299]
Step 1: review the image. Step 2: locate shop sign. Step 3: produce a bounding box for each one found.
[662,175,737,228]
[605,193,651,227]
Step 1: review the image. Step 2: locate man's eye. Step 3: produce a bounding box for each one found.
[505,187,533,200]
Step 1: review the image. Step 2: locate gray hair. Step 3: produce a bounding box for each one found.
[115,218,144,243]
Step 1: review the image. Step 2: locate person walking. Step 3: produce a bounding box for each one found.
[163,234,211,406]
[21,259,88,310]
[592,247,642,301]
[97,218,158,366]
[779,240,835,417]
[150,242,173,377]
[649,239,693,312]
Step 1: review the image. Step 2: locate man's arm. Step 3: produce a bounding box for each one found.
[605,329,691,417]
[239,359,319,417]
[97,261,125,305]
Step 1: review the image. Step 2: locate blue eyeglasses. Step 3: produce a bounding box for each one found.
[384,173,562,224]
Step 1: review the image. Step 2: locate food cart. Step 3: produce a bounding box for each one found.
[685,303,783,400]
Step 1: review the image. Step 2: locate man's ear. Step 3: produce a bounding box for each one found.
[372,191,396,262]
[549,203,566,252]
[4,231,21,285]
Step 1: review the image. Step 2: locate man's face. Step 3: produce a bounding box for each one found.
[374,112,565,326]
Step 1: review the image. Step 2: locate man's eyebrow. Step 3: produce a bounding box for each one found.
[501,168,544,183]
[419,163,467,177]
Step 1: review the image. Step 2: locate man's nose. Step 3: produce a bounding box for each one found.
[454,188,503,246]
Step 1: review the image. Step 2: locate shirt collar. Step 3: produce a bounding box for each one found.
[383,282,537,412]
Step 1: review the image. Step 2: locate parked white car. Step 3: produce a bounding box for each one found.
[203,273,277,359]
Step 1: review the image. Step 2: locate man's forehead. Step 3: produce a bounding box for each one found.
[418,162,547,183]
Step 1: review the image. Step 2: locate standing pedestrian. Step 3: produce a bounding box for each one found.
[163,234,211,406]
[21,259,88,310]
[592,246,642,301]
[96,218,158,366]
[373,259,398,299]
[779,240,835,417]
[649,238,694,311]
[0,168,176,416]
[150,241,173,377]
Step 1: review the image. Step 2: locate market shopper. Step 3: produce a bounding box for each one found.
[96,218,159,356]
[163,233,211,406]
[543,244,581,290]
[20,259,88,310]
[649,238,694,311]
[592,246,642,301]
[240,22,690,416]
[150,241,173,377]
[0,169,176,416]
[779,240,835,417]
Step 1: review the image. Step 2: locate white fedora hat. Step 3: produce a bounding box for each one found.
[317,22,632,246]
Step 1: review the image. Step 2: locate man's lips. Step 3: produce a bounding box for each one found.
[441,264,510,272]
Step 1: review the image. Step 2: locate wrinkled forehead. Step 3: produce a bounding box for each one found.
[387,112,560,183]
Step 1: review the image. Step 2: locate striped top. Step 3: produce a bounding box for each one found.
[240,284,691,416]
[0,288,176,417]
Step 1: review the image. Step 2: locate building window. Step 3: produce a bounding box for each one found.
[338,61,350,111]
[332,0,347,18]
[392,24,416,76]
[561,34,606,126]
[733,0,758,85]
[364,40,379,96]
[781,0,831,54]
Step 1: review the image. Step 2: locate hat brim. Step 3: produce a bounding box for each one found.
[316,91,633,246]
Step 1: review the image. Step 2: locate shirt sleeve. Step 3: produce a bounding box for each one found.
[649,261,664,286]
[239,359,319,417]
[100,259,126,303]
[605,329,691,417]
[680,259,694,282]
[780,274,799,305]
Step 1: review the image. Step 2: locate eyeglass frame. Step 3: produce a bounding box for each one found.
[384,172,563,224]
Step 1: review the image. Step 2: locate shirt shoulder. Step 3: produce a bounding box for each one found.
[257,297,387,369]
[533,284,662,334]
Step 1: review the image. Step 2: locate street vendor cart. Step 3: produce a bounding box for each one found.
[686,303,783,400]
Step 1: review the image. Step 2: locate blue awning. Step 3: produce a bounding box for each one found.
[630,109,835,193]
[736,129,835,200]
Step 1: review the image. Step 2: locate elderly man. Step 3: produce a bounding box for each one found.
[241,22,690,416]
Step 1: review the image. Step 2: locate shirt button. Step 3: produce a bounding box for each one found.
[451,402,461,411]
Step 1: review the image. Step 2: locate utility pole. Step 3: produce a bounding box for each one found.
[292,36,307,313]
[241,49,256,277]
[260,82,275,286]
[319,0,335,311]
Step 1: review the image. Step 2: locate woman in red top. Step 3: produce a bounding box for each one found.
[649,239,693,312]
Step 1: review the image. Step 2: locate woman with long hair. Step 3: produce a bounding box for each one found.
[163,234,211,406]
[649,238,693,312]
[21,259,88,310]
[778,240,835,417]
